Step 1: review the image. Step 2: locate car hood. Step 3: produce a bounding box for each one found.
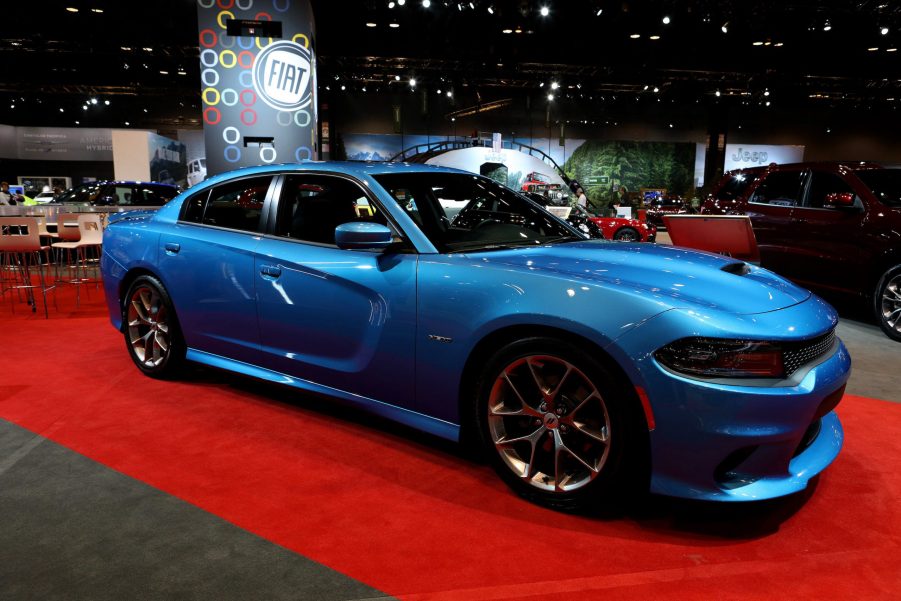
[463,241,810,315]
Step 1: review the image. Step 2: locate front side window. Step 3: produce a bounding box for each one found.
[716,171,759,201]
[749,170,807,207]
[804,172,855,209]
[374,173,580,252]
[180,176,270,232]
[274,174,389,245]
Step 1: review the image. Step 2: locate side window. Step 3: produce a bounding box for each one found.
[181,176,270,231]
[804,172,855,209]
[715,172,756,201]
[749,171,806,207]
[140,186,175,206]
[275,174,388,245]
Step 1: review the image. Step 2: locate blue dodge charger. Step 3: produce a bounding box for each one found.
[101,162,850,509]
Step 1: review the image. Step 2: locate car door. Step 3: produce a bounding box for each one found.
[156,174,273,365]
[781,169,866,294]
[745,168,808,279]
[254,173,418,409]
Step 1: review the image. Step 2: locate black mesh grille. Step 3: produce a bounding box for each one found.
[783,330,836,377]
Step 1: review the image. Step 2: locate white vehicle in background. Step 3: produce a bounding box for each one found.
[32,191,57,203]
[187,158,207,187]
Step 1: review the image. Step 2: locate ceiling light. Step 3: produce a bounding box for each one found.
[91,8,103,13]
[341,85,346,90]
[766,101,771,106]
[395,75,401,80]
[159,70,169,74]
[502,28,513,33]
[630,33,641,39]
[90,98,98,104]
[398,0,406,4]
[715,90,721,97]
[550,81,559,90]
[653,86,659,93]
[547,93,554,101]
[868,47,879,51]
[662,16,670,25]
[823,20,832,31]
[514,27,522,33]
[764,90,770,96]
[721,22,729,33]
[422,0,430,6]
[143,47,153,52]
[596,8,603,16]
[446,90,453,97]
[643,84,649,90]
[409,78,416,86]
[888,48,898,52]
[59,108,65,112]
[104,100,110,105]
[388,1,395,8]
[540,6,549,17]
[487,6,494,14]
[366,22,377,27]
[753,41,764,46]
[124,121,130,126]
[65,7,78,12]
[649,35,660,40]
[389,22,400,27]
[75,121,80,125]
[880,27,889,35]
[82,105,88,110]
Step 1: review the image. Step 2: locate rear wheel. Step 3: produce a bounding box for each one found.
[613,227,640,241]
[123,275,186,378]
[474,337,644,510]
[875,265,901,342]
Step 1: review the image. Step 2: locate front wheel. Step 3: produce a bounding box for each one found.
[613,227,640,242]
[123,275,186,378]
[473,338,644,510]
[875,265,901,342]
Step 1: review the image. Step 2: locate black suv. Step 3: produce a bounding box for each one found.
[52,181,180,206]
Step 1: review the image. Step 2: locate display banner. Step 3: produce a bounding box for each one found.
[723,143,804,171]
[196,0,317,177]
[14,127,112,161]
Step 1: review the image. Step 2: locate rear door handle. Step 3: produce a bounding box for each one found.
[164,242,180,254]
[260,264,282,278]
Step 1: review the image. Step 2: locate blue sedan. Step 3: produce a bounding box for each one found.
[101,162,850,509]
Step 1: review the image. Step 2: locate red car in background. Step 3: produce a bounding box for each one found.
[701,161,901,341]
[645,195,691,228]
[571,205,657,242]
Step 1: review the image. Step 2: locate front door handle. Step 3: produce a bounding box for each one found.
[164,242,180,254]
[260,264,282,278]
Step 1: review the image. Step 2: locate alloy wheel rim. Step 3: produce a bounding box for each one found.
[881,275,901,333]
[487,355,611,493]
[127,286,171,368]
[617,230,638,241]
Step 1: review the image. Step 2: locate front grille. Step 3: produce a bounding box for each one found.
[783,330,836,377]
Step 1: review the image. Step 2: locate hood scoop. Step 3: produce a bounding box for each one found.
[721,261,751,276]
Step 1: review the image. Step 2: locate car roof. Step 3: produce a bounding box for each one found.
[195,161,475,189]
[727,161,883,175]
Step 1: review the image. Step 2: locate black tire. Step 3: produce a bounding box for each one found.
[875,265,901,342]
[613,227,640,242]
[123,275,186,378]
[473,337,646,511]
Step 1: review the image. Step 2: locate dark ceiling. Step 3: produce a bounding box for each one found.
[0,0,899,131]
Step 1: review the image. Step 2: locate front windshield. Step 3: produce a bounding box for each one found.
[373,173,582,252]
[855,169,901,208]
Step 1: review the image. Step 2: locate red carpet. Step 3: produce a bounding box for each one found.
[2,303,900,599]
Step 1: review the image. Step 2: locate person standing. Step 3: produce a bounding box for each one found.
[575,187,588,209]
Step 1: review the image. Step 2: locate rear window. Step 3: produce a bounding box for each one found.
[855,169,901,208]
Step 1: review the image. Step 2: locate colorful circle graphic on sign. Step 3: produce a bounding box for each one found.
[251,40,312,111]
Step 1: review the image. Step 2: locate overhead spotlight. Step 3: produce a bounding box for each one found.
[630,33,641,39]
[765,101,771,106]
[422,0,430,6]
[65,7,78,12]
[395,75,401,80]
[487,5,494,14]
[649,35,661,40]
[104,99,110,105]
[409,77,417,87]
[764,90,770,96]
[90,98,98,104]
[888,48,898,52]
[91,8,103,13]
[880,26,889,35]
[753,41,764,45]
[341,85,346,90]
[389,22,400,28]
[823,20,832,31]
[868,47,880,51]
[540,6,549,17]
[547,93,554,101]
[721,22,729,34]
[502,28,513,33]
[397,0,406,5]
[550,81,559,90]
[715,90,721,97]
[388,1,395,8]
[643,84,649,90]
[59,108,65,112]
[446,90,453,97]
[653,86,659,93]
[124,121,130,126]
[596,8,603,16]
[366,22,377,27]
[662,16,671,25]
[774,42,784,46]
[82,105,88,110]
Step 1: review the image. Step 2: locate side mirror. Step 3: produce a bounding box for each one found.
[335,222,394,251]
[824,192,856,208]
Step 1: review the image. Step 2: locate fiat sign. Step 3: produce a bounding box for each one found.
[252,41,313,111]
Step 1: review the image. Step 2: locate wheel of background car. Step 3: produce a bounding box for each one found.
[474,337,642,510]
[613,227,640,241]
[875,265,901,342]
[123,275,186,378]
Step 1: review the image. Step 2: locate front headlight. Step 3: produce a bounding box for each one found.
[655,338,785,378]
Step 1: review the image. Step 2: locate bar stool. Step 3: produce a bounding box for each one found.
[0,216,55,318]
[51,213,103,306]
